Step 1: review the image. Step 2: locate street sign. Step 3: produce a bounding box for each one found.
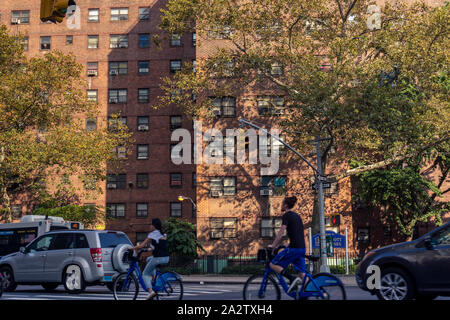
[317,175,328,181]
[312,182,332,190]
[312,231,346,249]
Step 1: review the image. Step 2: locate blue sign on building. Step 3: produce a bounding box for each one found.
[312,231,346,249]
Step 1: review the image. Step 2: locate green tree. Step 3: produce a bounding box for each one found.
[0,25,131,222]
[355,151,449,240]
[157,0,449,237]
[163,218,205,261]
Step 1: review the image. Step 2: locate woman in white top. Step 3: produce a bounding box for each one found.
[131,218,169,299]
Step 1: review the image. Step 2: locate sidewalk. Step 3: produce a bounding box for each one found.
[181,274,357,287]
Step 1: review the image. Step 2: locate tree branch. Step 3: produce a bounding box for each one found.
[329,135,450,181]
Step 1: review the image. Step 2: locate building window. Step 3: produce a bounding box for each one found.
[260,176,286,196]
[170,202,182,217]
[88,35,99,49]
[88,9,99,22]
[139,34,150,48]
[170,60,182,73]
[170,34,181,47]
[138,61,150,75]
[110,35,129,48]
[111,8,128,21]
[106,174,126,189]
[261,218,283,238]
[260,134,285,157]
[357,227,370,243]
[211,97,236,117]
[66,35,73,45]
[257,96,285,116]
[40,36,51,50]
[137,144,149,160]
[136,203,148,218]
[192,32,196,47]
[170,116,182,131]
[88,9,100,22]
[21,37,29,51]
[109,62,128,76]
[115,146,127,159]
[270,61,284,76]
[137,116,149,131]
[108,116,127,131]
[106,203,126,218]
[86,118,97,131]
[170,144,184,162]
[136,173,149,189]
[138,88,149,103]
[11,10,30,24]
[87,62,98,77]
[136,232,147,245]
[11,205,22,220]
[139,7,150,21]
[210,218,237,239]
[210,177,236,197]
[170,173,182,187]
[108,89,127,103]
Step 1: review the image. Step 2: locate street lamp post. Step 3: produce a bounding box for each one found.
[178,195,197,217]
[238,118,330,273]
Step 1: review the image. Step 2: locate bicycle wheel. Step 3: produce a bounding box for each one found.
[158,279,184,300]
[305,273,346,300]
[113,272,139,300]
[243,274,281,300]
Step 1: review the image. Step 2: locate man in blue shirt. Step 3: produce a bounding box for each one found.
[268,196,306,293]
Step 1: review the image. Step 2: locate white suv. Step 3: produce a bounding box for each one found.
[0,230,133,294]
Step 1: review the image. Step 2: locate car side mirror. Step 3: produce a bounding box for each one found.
[424,237,434,250]
[19,247,26,254]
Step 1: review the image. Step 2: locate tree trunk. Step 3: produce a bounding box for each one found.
[0,146,12,223]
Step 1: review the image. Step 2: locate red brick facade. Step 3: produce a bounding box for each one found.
[1,0,448,256]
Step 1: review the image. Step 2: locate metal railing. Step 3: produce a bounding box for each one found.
[167,250,361,275]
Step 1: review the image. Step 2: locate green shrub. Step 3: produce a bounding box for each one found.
[329,265,357,274]
[221,264,265,275]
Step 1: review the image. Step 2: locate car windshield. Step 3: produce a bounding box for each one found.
[99,232,132,248]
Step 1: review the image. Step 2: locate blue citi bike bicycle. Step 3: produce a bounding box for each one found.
[113,249,183,300]
[243,247,346,300]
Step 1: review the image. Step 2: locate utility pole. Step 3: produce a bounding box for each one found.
[313,136,331,273]
[238,119,331,273]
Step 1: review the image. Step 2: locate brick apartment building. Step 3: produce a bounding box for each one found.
[1,0,196,245]
[1,0,448,256]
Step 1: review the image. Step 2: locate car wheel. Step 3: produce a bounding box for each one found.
[376,267,415,300]
[42,283,59,292]
[63,265,86,294]
[0,266,17,292]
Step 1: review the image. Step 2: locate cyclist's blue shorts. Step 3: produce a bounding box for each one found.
[271,247,306,272]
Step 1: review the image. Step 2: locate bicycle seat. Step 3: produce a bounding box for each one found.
[305,255,320,262]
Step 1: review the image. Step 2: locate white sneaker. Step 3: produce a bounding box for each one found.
[145,291,157,300]
[287,277,302,293]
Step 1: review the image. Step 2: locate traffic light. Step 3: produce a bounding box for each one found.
[40,0,76,23]
[330,215,340,226]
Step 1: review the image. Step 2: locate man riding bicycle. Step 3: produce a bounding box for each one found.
[268,196,306,293]
[130,218,169,300]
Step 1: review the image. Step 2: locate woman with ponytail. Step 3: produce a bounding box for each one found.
[131,218,169,299]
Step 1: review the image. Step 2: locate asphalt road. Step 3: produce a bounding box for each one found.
[0,284,423,300]
[2,284,450,301]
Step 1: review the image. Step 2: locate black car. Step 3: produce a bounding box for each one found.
[356,221,450,300]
